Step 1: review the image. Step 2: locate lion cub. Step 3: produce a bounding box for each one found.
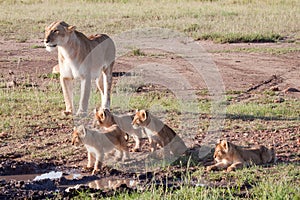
[131,109,187,157]
[72,125,129,174]
[94,108,145,152]
[207,140,276,172]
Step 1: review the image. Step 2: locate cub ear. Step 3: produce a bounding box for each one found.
[66,25,76,33]
[72,127,77,135]
[140,110,147,121]
[216,139,221,146]
[100,109,106,120]
[220,140,229,151]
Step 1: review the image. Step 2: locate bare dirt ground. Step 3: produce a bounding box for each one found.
[0,38,299,199]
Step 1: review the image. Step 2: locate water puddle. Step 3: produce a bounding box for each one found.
[0,170,137,191]
[87,178,137,190]
[33,171,63,181]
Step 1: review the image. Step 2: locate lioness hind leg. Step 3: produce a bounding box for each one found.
[77,77,91,116]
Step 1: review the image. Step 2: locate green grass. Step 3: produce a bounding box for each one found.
[60,163,299,199]
[226,98,300,120]
[0,0,299,43]
[211,46,300,55]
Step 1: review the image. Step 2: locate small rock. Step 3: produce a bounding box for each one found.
[6,80,17,88]
[270,86,279,91]
[0,132,8,138]
[274,97,284,103]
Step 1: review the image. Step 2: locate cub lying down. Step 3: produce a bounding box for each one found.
[132,109,187,157]
[207,140,276,172]
[94,108,145,152]
[72,125,129,174]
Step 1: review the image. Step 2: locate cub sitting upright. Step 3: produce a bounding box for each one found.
[206,140,276,172]
[94,108,145,152]
[71,125,129,174]
[131,109,187,157]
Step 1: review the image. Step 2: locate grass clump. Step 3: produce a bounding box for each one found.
[0,0,299,43]
[200,32,283,43]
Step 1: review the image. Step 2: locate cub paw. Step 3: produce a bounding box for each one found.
[206,166,214,172]
[82,166,93,172]
[92,169,100,175]
[132,148,141,152]
[226,167,235,172]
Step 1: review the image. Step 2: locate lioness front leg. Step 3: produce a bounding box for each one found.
[101,64,113,110]
[60,77,74,115]
[77,77,91,116]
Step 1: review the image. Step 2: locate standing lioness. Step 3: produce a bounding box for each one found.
[44,21,115,115]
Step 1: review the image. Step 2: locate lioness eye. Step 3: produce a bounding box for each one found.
[53,30,59,34]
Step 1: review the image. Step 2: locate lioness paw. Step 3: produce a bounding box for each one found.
[63,111,72,116]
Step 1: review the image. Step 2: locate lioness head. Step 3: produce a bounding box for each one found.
[213,140,232,163]
[132,109,149,129]
[71,125,86,146]
[44,21,76,52]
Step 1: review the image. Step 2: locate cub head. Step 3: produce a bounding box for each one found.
[94,108,114,127]
[132,109,149,129]
[260,146,276,163]
[71,125,86,146]
[44,21,76,52]
[213,140,232,163]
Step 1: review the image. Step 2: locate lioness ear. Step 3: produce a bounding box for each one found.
[93,108,98,114]
[66,25,76,33]
[140,110,147,121]
[221,140,228,151]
